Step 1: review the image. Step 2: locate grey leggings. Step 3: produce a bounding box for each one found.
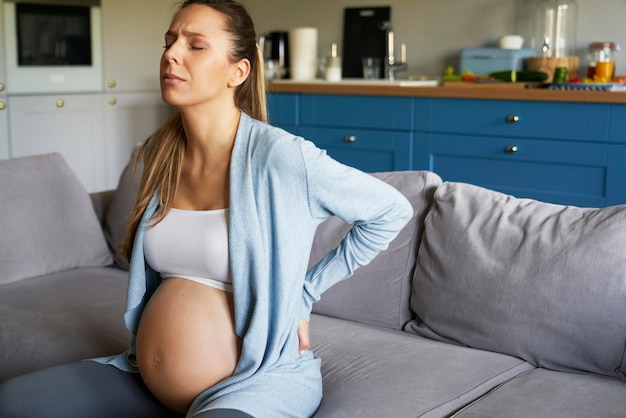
[0,361,253,418]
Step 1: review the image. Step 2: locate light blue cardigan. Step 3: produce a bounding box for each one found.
[97,112,413,417]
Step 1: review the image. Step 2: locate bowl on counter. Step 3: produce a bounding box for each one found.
[498,35,524,49]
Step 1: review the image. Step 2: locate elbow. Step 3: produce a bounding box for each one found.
[395,193,414,228]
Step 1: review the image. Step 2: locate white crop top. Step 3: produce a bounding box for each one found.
[143,207,232,292]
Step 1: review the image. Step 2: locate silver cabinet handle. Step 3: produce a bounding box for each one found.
[506,145,519,153]
[344,135,356,143]
[507,115,520,123]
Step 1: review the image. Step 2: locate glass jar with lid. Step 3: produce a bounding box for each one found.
[587,42,620,81]
[533,0,578,58]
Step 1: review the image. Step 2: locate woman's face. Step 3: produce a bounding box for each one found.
[160,4,244,110]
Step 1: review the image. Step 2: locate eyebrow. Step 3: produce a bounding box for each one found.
[165,30,209,38]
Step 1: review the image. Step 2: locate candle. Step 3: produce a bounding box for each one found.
[401,43,406,63]
[388,31,394,61]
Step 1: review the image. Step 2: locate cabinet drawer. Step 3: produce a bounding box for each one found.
[301,94,413,130]
[267,93,298,127]
[608,104,626,144]
[299,126,412,172]
[606,144,626,205]
[431,99,609,142]
[430,134,608,207]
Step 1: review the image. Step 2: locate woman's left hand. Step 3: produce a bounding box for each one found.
[298,319,310,355]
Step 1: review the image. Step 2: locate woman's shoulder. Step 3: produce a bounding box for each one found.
[240,113,306,160]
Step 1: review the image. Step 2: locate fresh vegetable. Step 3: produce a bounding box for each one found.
[442,66,461,82]
[461,73,479,82]
[489,70,549,82]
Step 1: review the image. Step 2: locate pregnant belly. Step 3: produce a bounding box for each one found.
[135,278,242,413]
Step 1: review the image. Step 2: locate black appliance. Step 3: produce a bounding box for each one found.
[341,6,391,78]
[262,31,290,79]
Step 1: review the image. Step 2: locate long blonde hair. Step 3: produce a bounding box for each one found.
[120,0,267,262]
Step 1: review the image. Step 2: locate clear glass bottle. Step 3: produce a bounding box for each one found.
[324,43,342,82]
[533,0,578,58]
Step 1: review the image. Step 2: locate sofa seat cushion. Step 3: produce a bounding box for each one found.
[0,267,129,382]
[310,314,533,418]
[309,171,442,330]
[452,368,626,418]
[0,154,113,284]
[407,182,626,380]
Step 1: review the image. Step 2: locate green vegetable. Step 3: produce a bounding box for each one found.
[490,70,549,82]
[442,66,461,82]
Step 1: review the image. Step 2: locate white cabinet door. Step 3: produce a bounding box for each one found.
[103,91,172,189]
[101,0,174,92]
[0,1,5,92]
[0,96,8,160]
[9,94,106,192]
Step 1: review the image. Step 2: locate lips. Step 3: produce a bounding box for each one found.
[162,72,185,83]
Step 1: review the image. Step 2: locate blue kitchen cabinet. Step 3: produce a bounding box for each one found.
[298,126,412,172]
[419,98,621,207]
[607,106,626,205]
[607,144,626,206]
[266,92,298,133]
[267,92,626,206]
[427,134,608,207]
[429,98,610,143]
[297,94,414,172]
[300,94,413,131]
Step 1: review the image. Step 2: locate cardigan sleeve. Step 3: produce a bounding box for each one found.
[297,139,413,320]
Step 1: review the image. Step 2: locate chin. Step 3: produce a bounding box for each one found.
[160,91,183,108]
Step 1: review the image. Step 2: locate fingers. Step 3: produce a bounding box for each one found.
[298,319,310,355]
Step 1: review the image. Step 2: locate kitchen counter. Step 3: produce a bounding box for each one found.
[268,79,626,104]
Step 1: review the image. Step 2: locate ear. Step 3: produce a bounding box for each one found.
[228,58,251,87]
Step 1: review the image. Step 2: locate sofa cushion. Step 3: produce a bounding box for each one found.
[104,145,142,270]
[406,182,626,380]
[0,267,129,382]
[310,314,533,418]
[309,171,442,330]
[0,153,112,285]
[452,369,626,418]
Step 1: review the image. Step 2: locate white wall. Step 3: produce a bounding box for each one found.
[243,0,626,77]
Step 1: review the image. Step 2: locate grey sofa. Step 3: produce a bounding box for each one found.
[1,152,625,418]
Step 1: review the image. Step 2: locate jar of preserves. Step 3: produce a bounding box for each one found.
[587,42,619,82]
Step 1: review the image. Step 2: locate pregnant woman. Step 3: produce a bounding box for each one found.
[0,1,412,416]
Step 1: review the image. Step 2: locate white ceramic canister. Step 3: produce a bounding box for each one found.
[288,27,318,80]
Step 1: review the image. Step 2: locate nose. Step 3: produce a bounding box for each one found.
[163,42,181,64]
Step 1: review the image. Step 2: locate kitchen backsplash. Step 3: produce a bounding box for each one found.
[245,0,626,77]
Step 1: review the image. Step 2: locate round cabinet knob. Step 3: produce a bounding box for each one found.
[344,135,356,143]
[505,145,519,153]
[108,97,117,105]
[507,115,521,123]
[0,102,5,110]
[107,80,117,88]
[0,83,4,92]
[56,99,65,108]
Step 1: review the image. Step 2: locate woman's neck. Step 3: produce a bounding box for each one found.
[180,104,240,167]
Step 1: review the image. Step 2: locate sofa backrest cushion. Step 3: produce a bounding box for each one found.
[0,153,112,285]
[309,171,442,330]
[406,182,626,380]
[104,145,142,270]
